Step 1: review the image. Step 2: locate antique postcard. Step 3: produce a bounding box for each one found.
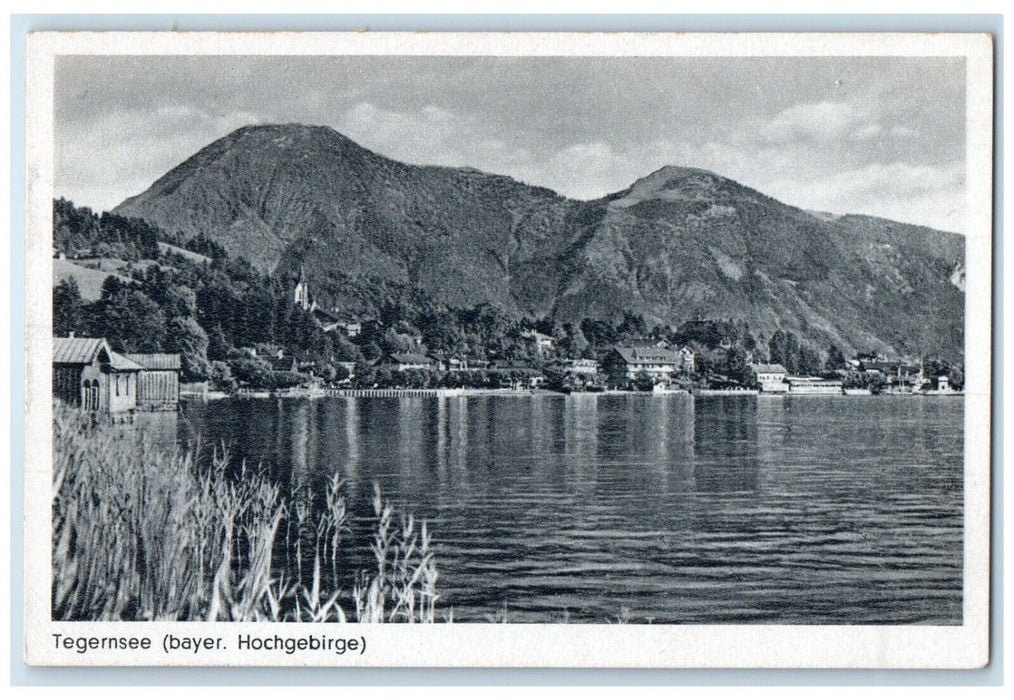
[23,31,993,667]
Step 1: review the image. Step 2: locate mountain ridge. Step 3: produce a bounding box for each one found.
[112,123,965,360]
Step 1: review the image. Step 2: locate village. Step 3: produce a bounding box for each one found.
[52,265,963,416]
[50,194,967,417]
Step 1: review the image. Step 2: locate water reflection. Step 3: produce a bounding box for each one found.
[693,396,760,494]
[179,393,963,624]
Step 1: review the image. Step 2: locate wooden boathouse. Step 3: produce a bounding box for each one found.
[123,353,182,410]
[52,336,143,413]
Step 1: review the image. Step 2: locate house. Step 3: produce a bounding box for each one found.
[445,355,469,371]
[786,375,842,395]
[565,358,599,378]
[332,315,362,338]
[53,336,143,413]
[428,354,469,372]
[860,360,923,391]
[746,363,787,393]
[676,346,696,374]
[311,307,344,333]
[521,330,555,353]
[603,346,683,385]
[383,353,437,372]
[122,353,181,410]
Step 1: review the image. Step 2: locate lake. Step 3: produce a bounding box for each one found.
[178,393,963,624]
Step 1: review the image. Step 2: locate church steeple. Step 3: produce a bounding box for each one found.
[294,265,312,311]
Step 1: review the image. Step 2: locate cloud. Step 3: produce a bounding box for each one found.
[764,162,966,232]
[761,101,875,143]
[339,102,466,166]
[890,125,919,138]
[850,123,883,141]
[537,143,624,200]
[56,105,267,211]
[52,56,967,233]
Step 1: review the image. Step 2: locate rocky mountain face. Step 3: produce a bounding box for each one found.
[114,124,964,360]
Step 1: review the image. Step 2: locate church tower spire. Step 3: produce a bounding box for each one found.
[294,265,311,311]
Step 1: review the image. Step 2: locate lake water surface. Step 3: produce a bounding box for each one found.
[179,393,963,624]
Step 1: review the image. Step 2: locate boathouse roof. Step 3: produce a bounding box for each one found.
[122,353,182,371]
[53,336,144,371]
[53,336,109,365]
[107,352,144,372]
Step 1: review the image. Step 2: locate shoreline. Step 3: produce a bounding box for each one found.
[185,386,965,401]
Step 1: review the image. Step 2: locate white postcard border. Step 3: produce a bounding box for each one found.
[22,30,994,669]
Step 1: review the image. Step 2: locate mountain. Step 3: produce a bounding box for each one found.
[113,124,964,360]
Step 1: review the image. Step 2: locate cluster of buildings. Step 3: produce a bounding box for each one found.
[53,336,181,415]
[741,359,956,395]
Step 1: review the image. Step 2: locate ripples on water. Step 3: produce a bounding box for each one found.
[178,394,963,624]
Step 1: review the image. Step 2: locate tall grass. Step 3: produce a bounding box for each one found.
[52,404,440,622]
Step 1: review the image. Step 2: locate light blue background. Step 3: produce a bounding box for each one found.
[9,13,1003,686]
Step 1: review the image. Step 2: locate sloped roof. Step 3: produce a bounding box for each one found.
[108,352,144,372]
[53,337,108,365]
[312,307,340,323]
[747,363,787,374]
[122,353,181,370]
[53,337,144,371]
[613,346,681,364]
[388,352,435,365]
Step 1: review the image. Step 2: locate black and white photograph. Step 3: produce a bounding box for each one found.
[23,31,993,667]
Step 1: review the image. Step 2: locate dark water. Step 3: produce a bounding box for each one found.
[178,394,963,624]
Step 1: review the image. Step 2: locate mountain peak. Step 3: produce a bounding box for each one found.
[644,164,723,182]
[608,165,735,208]
[217,123,363,154]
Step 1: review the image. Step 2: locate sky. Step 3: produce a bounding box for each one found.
[54,54,967,233]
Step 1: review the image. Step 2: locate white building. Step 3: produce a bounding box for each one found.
[747,363,788,393]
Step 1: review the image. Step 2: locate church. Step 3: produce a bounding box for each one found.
[293,266,358,335]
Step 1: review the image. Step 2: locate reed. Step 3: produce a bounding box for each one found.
[51,403,440,622]
[353,483,439,623]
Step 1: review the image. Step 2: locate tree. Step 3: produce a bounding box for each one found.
[53,278,83,337]
[797,345,823,375]
[229,357,274,388]
[91,286,166,353]
[825,344,847,371]
[333,333,364,363]
[352,361,377,388]
[360,341,383,364]
[632,371,655,392]
[380,327,414,355]
[724,347,748,377]
[580,318,618,350]
[165,316,211,381]
[949,366,964,389]
[272,371,305,389]
[206,323,231,362]
[165,284,198,319]
[767,330,794,372]
[561,322,590,358]
[618,313,648,341]
[209,361,236,392]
